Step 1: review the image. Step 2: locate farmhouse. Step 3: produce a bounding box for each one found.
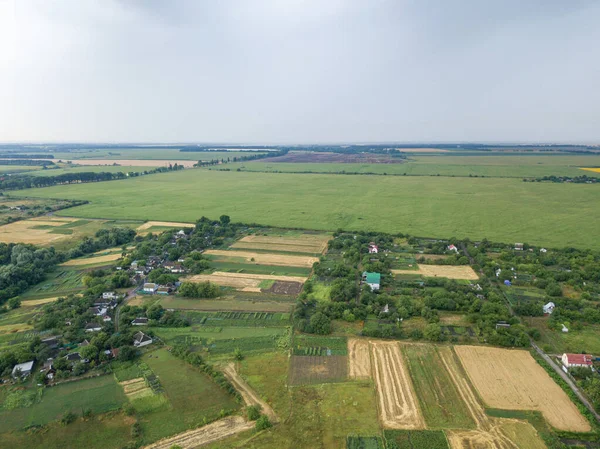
[133,331,153,347]
[362,272,381,291]
[65,352,82,362]
[562,353,593,369]
[515,243,524,251]
[84,322,102,332]
[447,244,459,253]
[368,243,379,254]
[131,317,149,326]
[543,302,555,315]
[102,314,112,322]
[41,336,59,350]
[143,283,158,293]
[163,262,185,273]
[12,361,34,379]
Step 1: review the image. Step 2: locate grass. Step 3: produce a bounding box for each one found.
[19,268,85,300]
[525,317,600,354]
[209,260,311,277]
[139,348,240,443]
[384,430,449,449]
[0,375,127,433]
[402,344,475,429]
[16,169,600,249]
[27,165,156,176]
[158,296,294,312]
[292,334,348,356]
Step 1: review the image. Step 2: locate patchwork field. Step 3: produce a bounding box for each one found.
[392,265,479,280]
[231,233,330,254]
[158,296,294,312]
[370,341,424,429]
[19,268,85,300]
[185,271,306,293]
[204,249,318,268]
[454,345,590,432]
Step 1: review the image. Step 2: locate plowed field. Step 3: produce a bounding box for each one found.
[455,345,590,432]
[392,265,478,280]
[370,341,424,429]
[348,338,371,379]
[204,249,318,268]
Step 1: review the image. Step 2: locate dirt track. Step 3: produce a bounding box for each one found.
[392,264,479,280]
[455,345,590,432]
[348,338,371,379]
[223,363,278,423]
[205,249,318,268]
[370,341,424,429]
[141,416,253,449]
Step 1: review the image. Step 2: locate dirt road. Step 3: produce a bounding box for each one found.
[223,363,278,423]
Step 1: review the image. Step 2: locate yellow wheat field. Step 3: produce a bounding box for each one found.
[392,264,479,280]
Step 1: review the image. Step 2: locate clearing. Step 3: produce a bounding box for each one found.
[370,341,424,429]
[0,217,80,245]
[454,345,590,432]
[204,249,318,268]
[348,338,371,380]
[392,265,479,280]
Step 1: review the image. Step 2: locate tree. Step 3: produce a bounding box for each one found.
[309,312,332,335]
[219,215,231,225]
[7,296,21,309]
[247,405,261,421]
[255,415,272,431]
[424,323,443,342]
[79,344,99,361]
[233,348,244,361]
[118,345,137,362]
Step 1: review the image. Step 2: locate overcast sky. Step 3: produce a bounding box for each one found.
[1,0,599,144]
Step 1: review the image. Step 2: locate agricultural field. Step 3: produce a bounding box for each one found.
[18,268,85,300]
[348,338,371,380]
[231,232,330,255]
[185,271,306,294]
[455,345,590,432]
[28,164,157,176]
[45,148,269,161]
[158,295,294,312]
[384,430,449,449]
[60,250,123,267]
[204,249,318,268]
[136,220,194,235]
[392,264,479,280]
[370,341,424,429]
[18,169,600,249]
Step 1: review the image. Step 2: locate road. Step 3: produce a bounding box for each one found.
[114,286,138,332]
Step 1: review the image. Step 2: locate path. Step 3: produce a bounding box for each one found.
[114,285,139,332]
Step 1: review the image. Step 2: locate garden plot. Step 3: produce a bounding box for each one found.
[231,233,330,254]
[185,271,306,293]
[348,338,371,380]
[455,345,590,432]
[204,249,318,268]
[370,341,424,429]
[288,355,348,385]
[392,264,478,280]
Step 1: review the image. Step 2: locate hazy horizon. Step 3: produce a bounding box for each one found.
[1,0,599,143]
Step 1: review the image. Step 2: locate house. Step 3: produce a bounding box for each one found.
[131,317,149,326]
[65,352,82,362]
[102,291,117,300]
[102,314,112,322]
[495,269,501,277]
[163,262,185,273]
[156,286,171,295]
[41,336,59,350]
[131,260,139,269]
[561,353,593,369]
[135,266,148,275]
[447,244,459,253]
[368,243,379,254]
[89,306,107,317]
[110,348,120,359]
[12,361,34,379]
[362,272,381,291]
[515,243,524,251]
[84,322,102,332]
[143,283,158,294]
[382,304,389,313]
[79,339,90,347]
[496,321,511,329]
[133,331,153,347]
[543,302,555,315]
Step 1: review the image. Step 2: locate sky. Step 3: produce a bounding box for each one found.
[1,0,599,144]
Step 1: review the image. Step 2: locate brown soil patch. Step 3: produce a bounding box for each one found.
[455,345,590,432]
[232,234,330,254]
[392,265,479,280]
[142,416,253,449]
[288,356,348,385]
[264,281,303,295]
[61,253,122,266]
[119,377,145,387]
[223,363,278,423]
[348,338,371,379]
[205,249,318,268]
[55,159,197,168]
[370,341,424,429]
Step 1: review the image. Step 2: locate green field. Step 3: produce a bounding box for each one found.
[526,317,600,354]
[0,165,44,174]
[18,268,85,301]
[158,296,294,312]
[139,348,240,443]
[46,148,268,161]
[0,375,126,433]
[13,169,600,249]
[384,429,450,449]
[27,165,156,176]
[402,344,475,429]
[228,154,600,178]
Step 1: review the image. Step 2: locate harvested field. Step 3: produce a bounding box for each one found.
[0,217,79,245]
[264,281,303,295]
[348,338,371,380]
[370,341,424,429]
[455,345,590,432]
[392,265,478,280]
[142,415,253,449]
[136,221,194,233]
[288,355,348,385]
[20,297,60,306]
[204,249,318,268]
[222,363,278,422]
[185,271,306,292]
[119,378,152,397]
[55,158,197,167]
[61,253,122,266]
[232,234,330,254]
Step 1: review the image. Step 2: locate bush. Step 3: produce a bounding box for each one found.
[247,405,261,421]
[61,411,77,425]
[234,348,244,361]
[255,415,272,431]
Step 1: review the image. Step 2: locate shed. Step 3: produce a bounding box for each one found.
[12,361,34,379]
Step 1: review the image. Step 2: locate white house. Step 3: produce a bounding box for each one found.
[362,272,381,291]
[84,323,102,332]
[143,283,158,294]
[447,244,459,253]
[368,243,379,254]
[102,292,117,300]
[562,353,593,369]
[12,361,34,379]
[133,331,153,348]
[515,243,524,251]
[543,302,555,315]
[131,317,149,326]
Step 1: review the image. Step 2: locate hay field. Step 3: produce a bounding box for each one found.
[231,234,330,254]
[392,264,479,280]
[185,271,306,292]
[61,253,122,266]
[455,345,590,432]
[0,217,80,245]
[348,338,371,379]
[204,249,318,268]
[371,341,424,429]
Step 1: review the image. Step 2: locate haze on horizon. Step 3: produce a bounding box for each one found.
[1,0,599,144]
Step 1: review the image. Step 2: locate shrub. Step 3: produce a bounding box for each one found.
[255,415,272,431]
[61,411,77,425]
[247,405,261,421]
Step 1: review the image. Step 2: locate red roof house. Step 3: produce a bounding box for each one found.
[561,353,593,368]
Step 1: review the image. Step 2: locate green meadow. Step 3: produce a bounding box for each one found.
[15,169,600,249]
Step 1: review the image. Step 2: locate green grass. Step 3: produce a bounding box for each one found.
[139,348,240,443]
[526,317,600,354]
[346,436,384,449]
[384,430,450,449]
[293,335,348,356]
[16,169,600,249]
[19,268,85,300]
[0,375,127,433]
[307,282,331,302]
[209,260,311,276]
[0,165,44,174]
[27,165,156,176]
[158,296,294,312]
[402,344,475,429]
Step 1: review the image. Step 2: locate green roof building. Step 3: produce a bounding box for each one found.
[363,272,381,291]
